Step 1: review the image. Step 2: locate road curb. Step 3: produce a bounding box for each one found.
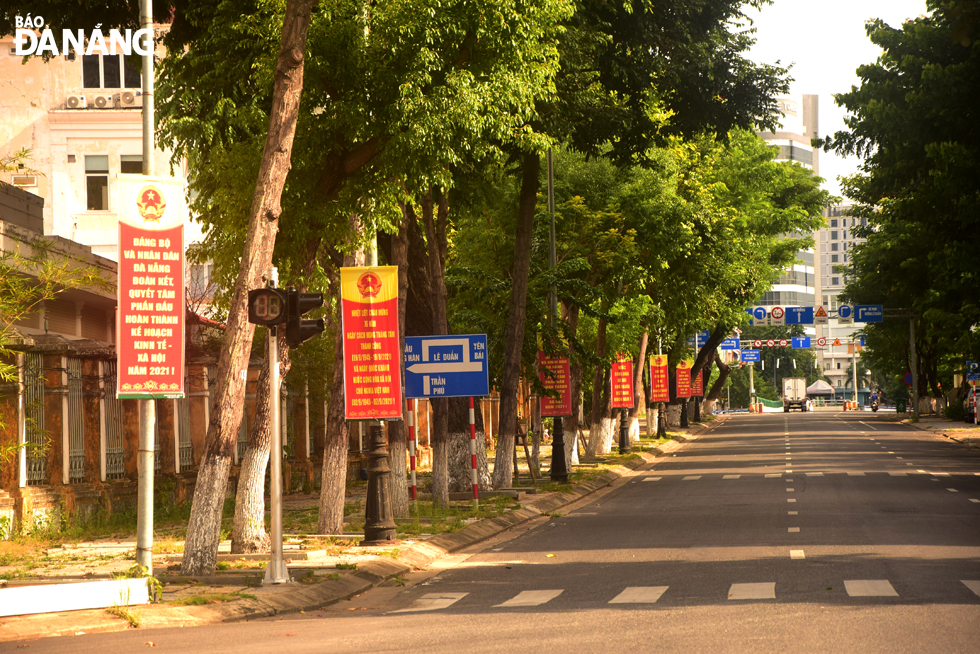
[2,425,710,642]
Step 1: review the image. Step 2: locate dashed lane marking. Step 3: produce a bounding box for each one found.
[788,527,800,533]
[787,499,797,503]
[961,581,980,597]
[723,475,741,480]
[970,499,979,503]
[848,472,866,476]
[889,472,907,477]
[766,474,782,478]
[788,511,798,515]
[682,476,701,481]
[790,550,806,560]
[728,583,776,600]
[787,488,795,492]
[948,488,959,493]
[642,477,662,482]
[608,587,669,604]
[392,592,469,612]
[495,590,563,608]
[806,472,823,477]
[845,580,898,597]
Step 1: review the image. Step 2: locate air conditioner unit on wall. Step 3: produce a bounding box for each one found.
[66,95,86,109]
[92,95,113,109]
[117,91,143,108]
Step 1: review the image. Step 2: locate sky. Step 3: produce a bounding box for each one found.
[745,0,930,198]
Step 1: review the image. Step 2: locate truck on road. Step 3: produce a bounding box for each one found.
[783,377,808,412]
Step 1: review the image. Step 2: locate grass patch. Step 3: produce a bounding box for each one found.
[168,591,256,606]
[107,604,142,627]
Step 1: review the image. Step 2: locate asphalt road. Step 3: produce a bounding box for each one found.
[18,413,980,654]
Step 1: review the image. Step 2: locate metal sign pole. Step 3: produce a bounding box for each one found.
[469,397,479,510]
[264,321,289,584]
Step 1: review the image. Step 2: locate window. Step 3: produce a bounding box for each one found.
[120,155,143,174]
[831,254,839,263]
[843,254,848,262]
[837,362,842,369]
[830,219,838,228]
[831,231,839,240]
[82,54,141,89]
[832,276,840,286]
[831,243,839,252]
[861,217,867,226]
[843,230,848,240]
[85,155,109,210]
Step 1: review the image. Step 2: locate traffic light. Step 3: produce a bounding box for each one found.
[285,288,324,347]
[247,288,288,326]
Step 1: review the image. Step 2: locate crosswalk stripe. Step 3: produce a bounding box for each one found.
[948,488,959,492]
[806,472,823,477]
[495,590,563,607]
[723,475,741,480]
[961,581,980,597]
[765,473,782,478]
[970,499,980,503]
[392,592,468,612]
[608,586,669,604]
[728,583,775,600]
[682,476,701,481]
[790,550,805,559]
[642,477,662,482]
[845,580,898,597]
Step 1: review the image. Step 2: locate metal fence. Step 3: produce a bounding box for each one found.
[66,358,85,482]
[177,391,194,472]
[102,360,126,479]
[23,353,47,485]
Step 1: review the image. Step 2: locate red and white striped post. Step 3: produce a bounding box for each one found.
[407,398,418,513]
[469,396,479,510]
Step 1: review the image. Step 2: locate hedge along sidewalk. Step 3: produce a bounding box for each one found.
[1,420,714,643]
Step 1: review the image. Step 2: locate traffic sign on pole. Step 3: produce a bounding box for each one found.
[741,349,761,362]
[837,304,853,325]
[855,304,884,323]
[791,337,811,349]
[814,305,829,325]
[720,337,740,350]
[770,306,785,326]
[816,337,827,347]
[751,306,768,326]
[786,307,814,325]
[404,334,489,399]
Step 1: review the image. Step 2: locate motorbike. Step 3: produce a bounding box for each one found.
[870,398,879,412]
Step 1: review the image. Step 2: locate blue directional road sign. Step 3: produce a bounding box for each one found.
[404,334,489,399]
[741,349,761,362]
[720,337,740,350]
[837,304,853,321]
[791,337,811,349]
[751,306,768,325]
[786,307,814,325]
[967,360,979,382]
[855,304,884,323]
[687,329,710,349]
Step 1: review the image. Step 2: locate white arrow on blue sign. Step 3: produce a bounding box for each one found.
[720,337,740,350]
[404,334,489,399]
[837,304,852,319]
[786,307,814,325]
[791,336,811,349]
[854,304,884,322]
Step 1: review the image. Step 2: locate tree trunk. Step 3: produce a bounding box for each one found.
[562,303,582,466]
[420,189,451,506]
[531,397,542,475]
[628,330,648,441]
[447,396,491,492]
[385,201,412,517]
[586,303,612,457]
[492,152,539,489]
[181,0,315,576]
[317,245,362,533]
[231,330,290,554]
[704,351,730,415]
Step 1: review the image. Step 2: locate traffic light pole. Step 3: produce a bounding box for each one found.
[264,283,289,584]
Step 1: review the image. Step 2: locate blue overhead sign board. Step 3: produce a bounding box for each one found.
[786,307,814,325]
[855,305,884,323]
[791,337,811,349]
[720,337,740,350]
[741,349,761,362]
[687,329,710,349]
[404,334,489,399]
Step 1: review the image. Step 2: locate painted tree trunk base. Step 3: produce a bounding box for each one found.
[447,430,491,492]
[180,455,232,575]
[231,445,271,554]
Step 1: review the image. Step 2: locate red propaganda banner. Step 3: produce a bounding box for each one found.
[611,357,634,408]
[676,359,693,399]
[692,370,703,396]
[538,352,572,417]
[117,175,185,399]
[650,355,669,403]
[341,266,402,420]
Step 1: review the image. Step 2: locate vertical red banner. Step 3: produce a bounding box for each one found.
[116,175,185,398]
[692,370,703,396]
[610,357,634,408]
[649,355,669,403]
[538,352,572,417]
[341,266,403,420]
[676,359,693,399]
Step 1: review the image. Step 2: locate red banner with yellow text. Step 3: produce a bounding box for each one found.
[611,357,634,408]
[692,370,703,397]
[341,266,402,420]
[676,359,693,399]
[117,175,185,398]
[538,353,572,417]
[650,355,669,403]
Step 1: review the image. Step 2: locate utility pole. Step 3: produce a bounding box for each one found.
[909,316,919,419]
[264,268,289,583]
[851,340,859,406]
[135,0,155,575]
[546,150,568,481]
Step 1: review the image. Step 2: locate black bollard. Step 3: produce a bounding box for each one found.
[618,408,630,454]
[657,402,667,439]
[680,399,689,427]
[362,425,398,546]
[550,417,569,482]
[694,397,702,422]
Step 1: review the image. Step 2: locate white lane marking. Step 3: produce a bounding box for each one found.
[393,592,469,612]
[786,488,795,492]
[934,473,951,476]
[889,472,907,477]
[970,499,980,503]
[790,550,806,560]
[788,511,798,515]
[728,582,775,600]
[948,488,959,493]
[723,475,741,480]
[788,527,800,533]
[787,499,797,503]
[887,451,894,454]
[931,479,941,482]
[918,470,928,473]
[786,479,794,482]
[642,477,662,482]
[682,476,701,481]
[961,580,980,597]
[766,473,782,478]
[806,472,823,477]
[896,457,904,459]
[848,472,866,476]
[844,580,898,597]
[786,469,793,473]
[785,457,792,460]
[609,586,669,604]
[860,422,878,431]
[906,463,914,466]
[495,590,563,607]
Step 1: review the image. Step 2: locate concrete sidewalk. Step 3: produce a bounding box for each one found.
[902,415,980,449]
[0,420,719,643]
